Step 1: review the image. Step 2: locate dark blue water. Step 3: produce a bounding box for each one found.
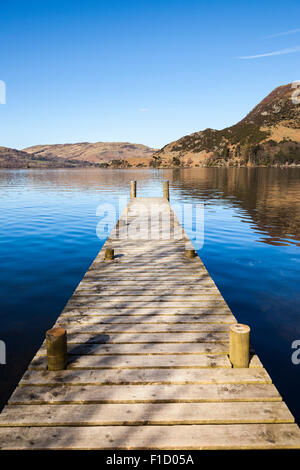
[0,168,299,424]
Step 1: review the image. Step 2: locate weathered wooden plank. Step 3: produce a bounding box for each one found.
[66,301,228,309]
[53,323,231,333]
[65,306,229,314]
[105,255,196,258]
[93,250,199,256]
[8,383,283,405]
[0,424,299,449]
[29,354,232,370]
[87,270,210,276]
[78,276,214,283]
[57,314,235,324]
[88,262,207,269]
[103,255,198,259]
[78,284,218,290]
[37,342,230,356]
[84,269,212,274]
[83,275,216,280]
[0,402,294,427]
[75,288,219,295]
[19,368,272,386]
[61,308,233,316]
[87,269,210,275]
[95,252,199,257]
[90,254,202,260]
[79,280,216,286]
[63,332,229,344]
[70,295,223,302]
[74,291,221,298]
[86,261,208,268]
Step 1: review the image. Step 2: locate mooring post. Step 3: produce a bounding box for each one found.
[185,248,196,258]
[46,327,67,371]
[130,180,136,199]
[229,324,250,368]
[105,248,114,260]
[163,180,169,201]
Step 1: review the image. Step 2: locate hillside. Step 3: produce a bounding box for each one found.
[152,83,300,167]
[0,146,57,168]
[0,146,101,168]
[24,142,156,168]
[2,84,299,169]
[0,141,156,169]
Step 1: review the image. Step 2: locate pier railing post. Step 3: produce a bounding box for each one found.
[185,248,196,258]
[105,248,114,260]
[229,324,250,368]
[130,180,136,199]
[46,327,67,371]
[163,180,169,201]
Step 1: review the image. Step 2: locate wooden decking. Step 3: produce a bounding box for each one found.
[0,195,300,449]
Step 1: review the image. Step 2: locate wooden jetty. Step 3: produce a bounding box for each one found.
[0,182,300,450]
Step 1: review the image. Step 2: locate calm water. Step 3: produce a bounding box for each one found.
[0,168,299,423]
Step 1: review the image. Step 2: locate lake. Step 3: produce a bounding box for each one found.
[0,167,299,423]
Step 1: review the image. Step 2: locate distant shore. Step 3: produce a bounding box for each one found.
[1,163,300,169]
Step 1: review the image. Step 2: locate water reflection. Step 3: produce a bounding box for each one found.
[1,167,300,246]
[168,168,300,247]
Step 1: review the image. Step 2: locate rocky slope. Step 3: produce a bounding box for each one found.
[23,142,156,167]
[0,146,101,168]
[152,83,300,167]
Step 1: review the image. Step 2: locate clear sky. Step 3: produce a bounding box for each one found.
[1,0,300,150]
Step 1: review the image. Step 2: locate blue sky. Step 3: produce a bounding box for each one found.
[1,0,300,149]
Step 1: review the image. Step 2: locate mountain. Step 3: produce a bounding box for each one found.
[152,83,300,167]
[23,142,156,167]
[0,142,156,168]
[2,84,299,169]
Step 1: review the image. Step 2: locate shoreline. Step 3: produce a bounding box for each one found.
[1,164,300,170]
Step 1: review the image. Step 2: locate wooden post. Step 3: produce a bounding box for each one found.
[185,249,196,258]
[46,327,67,371]
[105,248,114,260]
[130,180,136,199]
[163,180,169,201]
[229,324,250,368]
